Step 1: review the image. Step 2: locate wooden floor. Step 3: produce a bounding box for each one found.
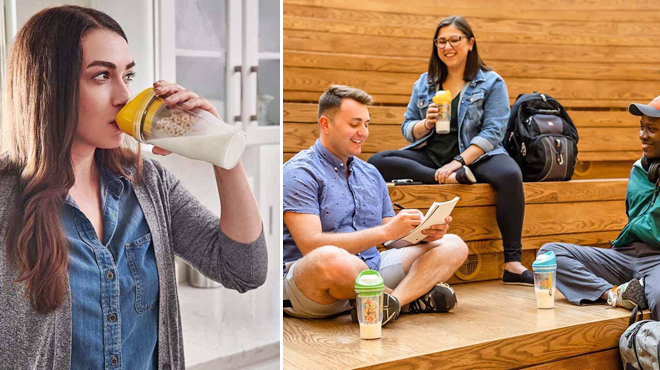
[283,281,639,370]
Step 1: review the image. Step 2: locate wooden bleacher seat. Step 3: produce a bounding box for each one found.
[388,180,627,285]
[284,282,639,370]
[283,103,640,179]
[283,0,657,367]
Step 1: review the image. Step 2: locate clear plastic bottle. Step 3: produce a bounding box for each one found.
[355,270,384,339]
[115,88,246,170]
[432,90,452,134]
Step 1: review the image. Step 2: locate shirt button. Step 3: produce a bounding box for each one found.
[108,313,117,322]
[111,355,118,366]
[106,271,115,280]
[334,167,337,171]
[340,163,344,166]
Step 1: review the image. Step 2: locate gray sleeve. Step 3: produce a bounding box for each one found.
[164,166,268,293]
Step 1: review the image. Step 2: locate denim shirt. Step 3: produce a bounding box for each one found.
[283,140,395,274]
[64,167,158,370]
[401,69,511,163]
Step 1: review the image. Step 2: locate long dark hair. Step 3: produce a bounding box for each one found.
[1,5,142,314]
[427,15,491,87]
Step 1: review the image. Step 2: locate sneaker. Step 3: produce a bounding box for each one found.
[503,269,535,286]
[350,292,401,327]
[405,283,457,314]
[607,278,648,310]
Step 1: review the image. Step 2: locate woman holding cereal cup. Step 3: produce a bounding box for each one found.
[368,15,531,286]
[0,5,266,370]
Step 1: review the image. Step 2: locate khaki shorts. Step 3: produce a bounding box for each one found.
[283,248,406,319]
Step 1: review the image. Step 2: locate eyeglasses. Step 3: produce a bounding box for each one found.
[434,35,468,48]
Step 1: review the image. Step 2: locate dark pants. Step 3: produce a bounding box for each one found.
[368,150,524,262]
[539,242,660,320]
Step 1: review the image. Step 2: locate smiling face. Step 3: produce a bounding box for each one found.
[436,25,474,71]
[640,115,660,159]
[75,29,135,153]
[319,98,370,163]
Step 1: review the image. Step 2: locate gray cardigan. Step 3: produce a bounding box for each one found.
[0,158,268,370]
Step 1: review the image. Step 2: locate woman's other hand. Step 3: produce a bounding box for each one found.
[435,160,462,183]
[152,80,221,119]
[151,146,172,156]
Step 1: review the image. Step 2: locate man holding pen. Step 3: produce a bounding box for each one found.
[283,85,469,325]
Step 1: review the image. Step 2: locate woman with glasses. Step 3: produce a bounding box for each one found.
[368,15,531,285]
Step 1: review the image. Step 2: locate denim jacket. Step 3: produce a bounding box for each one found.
[401,69,510,163]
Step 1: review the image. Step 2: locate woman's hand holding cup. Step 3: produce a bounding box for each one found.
[425,103,438,130]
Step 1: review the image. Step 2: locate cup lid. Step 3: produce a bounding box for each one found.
[355,270,384,293]
[532,251,557,270]
[116,88,163,140]
[433,90,452,103]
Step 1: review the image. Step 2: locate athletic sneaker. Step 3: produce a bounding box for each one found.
[350,292,401,327]
[405,283,457,314]
[607,278,648,310]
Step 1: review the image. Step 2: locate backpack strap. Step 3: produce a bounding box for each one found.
[629,305,645,326]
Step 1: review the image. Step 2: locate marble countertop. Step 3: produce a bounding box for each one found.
[178,270,280,369]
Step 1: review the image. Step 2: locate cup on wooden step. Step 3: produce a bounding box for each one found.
[532,251,558,309]
[355,270,384,339]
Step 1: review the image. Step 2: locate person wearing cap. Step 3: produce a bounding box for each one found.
[539,96,660,318]
[283,85,469,326]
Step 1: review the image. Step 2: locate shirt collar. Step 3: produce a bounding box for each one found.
[313,139,355,171]
[100,166,126,198]
[64,166,126,208]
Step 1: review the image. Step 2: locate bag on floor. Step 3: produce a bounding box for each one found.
[503,92,579,181]
[620,308,660,370]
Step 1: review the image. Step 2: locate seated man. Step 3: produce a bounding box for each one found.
[540,96,660,318]
[283,85,469,325]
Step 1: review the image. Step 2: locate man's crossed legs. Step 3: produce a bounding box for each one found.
[283,234,468,323]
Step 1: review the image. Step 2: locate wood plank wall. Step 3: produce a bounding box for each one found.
[283,0,660,174]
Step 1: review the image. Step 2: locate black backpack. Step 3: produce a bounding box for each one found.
[503,93,579,182]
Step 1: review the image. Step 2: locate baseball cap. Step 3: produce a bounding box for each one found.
[629,95,660,118]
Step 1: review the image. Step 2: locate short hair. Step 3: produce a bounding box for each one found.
[317,85,373,120]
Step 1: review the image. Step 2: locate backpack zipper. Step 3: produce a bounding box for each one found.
[521,142,527,156]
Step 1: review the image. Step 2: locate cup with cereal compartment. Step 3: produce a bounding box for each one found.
[532,251,558,309]
[116,87,246,169]
[355,270,384,339]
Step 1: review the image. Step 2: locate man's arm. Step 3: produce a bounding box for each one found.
[284,209,423,256]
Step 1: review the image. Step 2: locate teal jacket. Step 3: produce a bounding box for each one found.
[613,159,660,248]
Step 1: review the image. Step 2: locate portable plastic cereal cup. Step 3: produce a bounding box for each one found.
[115,88,246,170]
[354,270,384,339]
[532,251,558,309]
[432,90,452,134]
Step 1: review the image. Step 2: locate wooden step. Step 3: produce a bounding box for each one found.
[386,180,628,284]
[283,281,640,370]
[282,103,643,164]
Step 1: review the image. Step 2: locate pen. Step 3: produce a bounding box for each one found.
[393,203,405,210]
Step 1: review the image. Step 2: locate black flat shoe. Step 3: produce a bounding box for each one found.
[503,269,535,286]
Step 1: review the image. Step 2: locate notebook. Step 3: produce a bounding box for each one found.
[383,197,460,249]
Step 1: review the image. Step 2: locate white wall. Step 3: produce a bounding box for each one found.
[15,0,91,32]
